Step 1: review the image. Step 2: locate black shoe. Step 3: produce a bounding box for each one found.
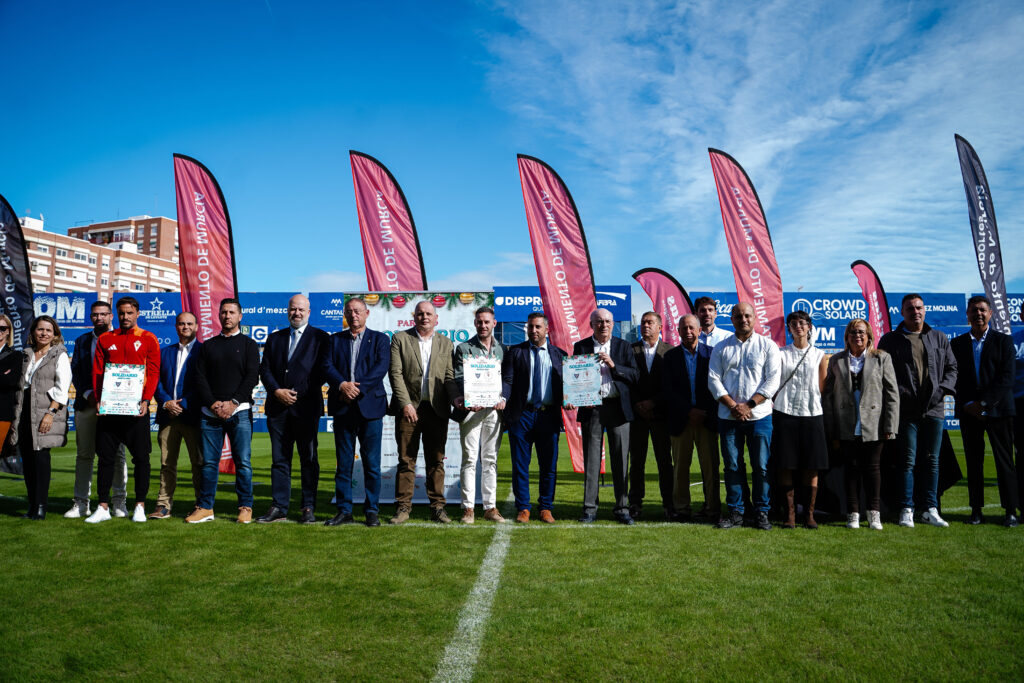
[1004,514,1018,528]
[967,510,983,525]
[629,505,642,520]
[742,515,757,528]
[300,508,316,525]
[577,513,597,524]
[325,512,355,526]
[672,511,692,524]
[256,505,288,523]
[26,505,46,520]
[615,512,635,526]
[756,511,772,531]
[717,511,744,529]
[365,511,380,527]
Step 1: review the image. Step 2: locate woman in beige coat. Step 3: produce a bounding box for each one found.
[11,315,71,520]
[822,319,899,530]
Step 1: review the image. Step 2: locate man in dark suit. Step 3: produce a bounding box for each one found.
[149,312,202,519]
[627,311,674,521]
[501,312,566,523]
[64,300,127,519]
[1014,300,1024,519]
[322,297,390,527]
[257,294,329,524]
[952,295,1018,526]
[662,314,720,522]
[573,308,639,524]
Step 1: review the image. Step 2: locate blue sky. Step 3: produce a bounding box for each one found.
[3,0,1022,311]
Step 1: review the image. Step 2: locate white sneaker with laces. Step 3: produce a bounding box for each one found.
[112,502,129,518]
[131,504,147,523]
[921,507,949,527]
[64,501,90,518]
[867,510,883,530]
[846,512,860,529]
[899,507,915,528]
[85,506,112,524]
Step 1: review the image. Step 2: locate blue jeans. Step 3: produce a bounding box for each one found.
[199,410,253,509]
[898,416,943,510]
[508,408,560,512]
[333,412,383,514]
[719,416,772,514]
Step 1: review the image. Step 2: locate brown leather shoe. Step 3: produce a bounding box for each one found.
[515,509,530,523]
[236,506,253,524]
[461,508,475,524]
[539,509,555,524]
[483,508,505,523]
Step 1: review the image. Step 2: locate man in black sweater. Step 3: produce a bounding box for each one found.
[185,298,260,524]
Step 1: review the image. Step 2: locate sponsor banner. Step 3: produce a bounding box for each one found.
[493,285,630,322]
[850,260,892,347]
[708,149,786,345]
[0,193,35,349]
[308,292,350,332]
[956,135,1011,333]
[33,292,99,327]
[518,154,599,474]
[237,291,297,345]
[350,151,428,291]
[887,293,966,328]
[632,268,693,346]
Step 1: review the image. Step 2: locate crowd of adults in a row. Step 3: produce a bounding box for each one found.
[4,291,1022,530]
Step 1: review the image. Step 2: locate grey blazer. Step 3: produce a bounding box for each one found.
[822,349,899,442]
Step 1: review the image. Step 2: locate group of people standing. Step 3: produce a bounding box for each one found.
[7,290,1023,530]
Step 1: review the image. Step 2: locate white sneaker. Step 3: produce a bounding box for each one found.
[64,501,90,518]
[920,507,949,527]
[112,502,129,518]
[867,510,883,530]
[899,507,915,528]
[131,504,147,523]
[846,512,860,529]
[85,506,112,524]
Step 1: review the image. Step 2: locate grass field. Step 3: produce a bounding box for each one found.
[2,431,1023,681]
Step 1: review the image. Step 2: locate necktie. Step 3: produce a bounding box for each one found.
[287,329,299,361]
[530,346,543,407]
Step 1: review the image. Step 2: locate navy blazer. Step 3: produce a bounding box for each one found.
[661,343,718,435]
[322,328,390,420]
[571,336,639,422]
[153,341,202,426]
[260,325,329,419]
[952,329,1016,419]
[71,330,98,410]
[501,340,567,426]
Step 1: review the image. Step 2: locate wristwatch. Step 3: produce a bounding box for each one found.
[47,407,59,416]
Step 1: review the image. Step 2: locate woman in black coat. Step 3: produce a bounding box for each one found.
[0,314,22,452]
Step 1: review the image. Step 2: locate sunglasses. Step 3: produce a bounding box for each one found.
[0,325,9,331]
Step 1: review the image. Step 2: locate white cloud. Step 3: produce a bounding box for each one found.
[298,270,367,293]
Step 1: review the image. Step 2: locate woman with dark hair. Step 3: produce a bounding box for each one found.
[773,310,829,529]
[11,315,71,520]
[0,314,21,455]
[822,318,899,530]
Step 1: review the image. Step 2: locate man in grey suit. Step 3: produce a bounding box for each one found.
[388,300,457,524]
[627,311,673,520]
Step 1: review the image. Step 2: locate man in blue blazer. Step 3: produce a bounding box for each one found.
[501,312,566,524]
[573,308,639,524]
[149,312,202,519]
[64,300,127,519]
[661,314,720,523]
[952,295,1019,526]
[256,295,329,525]
[322,297,390,527]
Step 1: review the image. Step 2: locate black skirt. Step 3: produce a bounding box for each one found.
[772,411,828,470]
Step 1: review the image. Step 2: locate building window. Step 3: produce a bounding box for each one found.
[89,256,97,265]
[75,252,88,262]
[134,265,146,274]
[102,257,110,268]
[88,275,96,284]
[150,223,157,230]
[29,261,38,272]
[55,268,67,277]
[149,239,157,248]
[133,283,144,291]
[56,248,68,257]
[37,245,49,253]
[101,277,109,286]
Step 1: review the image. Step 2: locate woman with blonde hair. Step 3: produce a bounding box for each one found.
[822,318,899,530]
[0,314,21,455]
[11,315,71,520]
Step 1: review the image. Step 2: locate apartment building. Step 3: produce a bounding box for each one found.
[67,215,179,261]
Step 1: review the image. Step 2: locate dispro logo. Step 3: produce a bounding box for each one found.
[791,297,865,321]
[495,295,543,308]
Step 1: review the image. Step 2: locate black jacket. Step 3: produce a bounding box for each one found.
[193,333,261,410]
[878,322,957,421]
[260,325,329,419]
[501,340,566,426]
[571,336,639,423]
[951,329,1016,419]
[660,343,718,435]
[0,345,21,422]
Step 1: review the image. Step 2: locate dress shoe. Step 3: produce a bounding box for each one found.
[300,508,316,525]
[461,508,475,524]
[1004,514,1018,528]
[577,513,596,524]
[148,505,171,519]
[756,511,773,531]
[325,512,355,526]
[539,510,555,524]
[257,505,288,524]
[628,505,642,521]
[672,511,692,524]
[515,509,530,523]
[365,511,380,527]
[483,508,505,523]
[966,510,983,525]
[390,505,411,525]
[615,512,635,526]
[432,507,452,524]
[30,505,46,521]
[717,511,743,529]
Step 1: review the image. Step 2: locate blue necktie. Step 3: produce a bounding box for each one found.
[530,346,543,407]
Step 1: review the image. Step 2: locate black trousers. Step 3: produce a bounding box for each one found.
[96,414,151,505]
[267,411,320,511]
[961,414,1018,513]
[19,395,51,512]
[841,439,883,514]
[1015,398,1024,515]
[627,416,673,511]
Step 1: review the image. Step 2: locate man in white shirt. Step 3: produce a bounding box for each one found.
[694,296,732,348]
[708,302,781,530]
[149,313,203,519]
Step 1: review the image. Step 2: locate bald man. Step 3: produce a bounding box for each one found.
[257,294,330,524]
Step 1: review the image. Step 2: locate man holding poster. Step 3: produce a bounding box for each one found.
[573,308,639,524]
[85,297,161,524]
[452,306,506,524]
